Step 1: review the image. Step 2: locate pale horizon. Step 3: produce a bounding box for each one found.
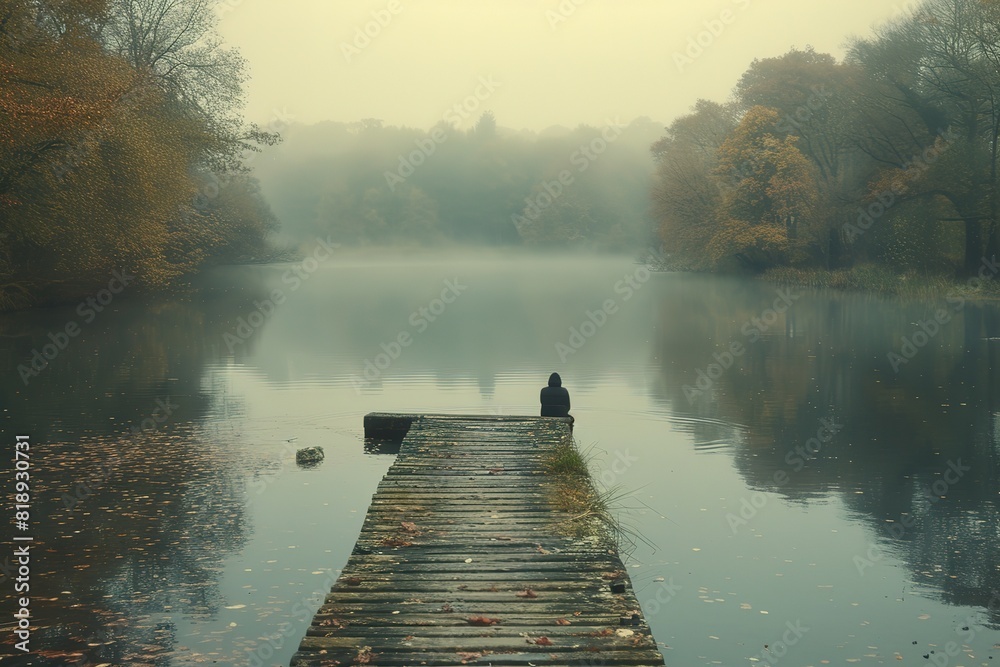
[217,1,915,133]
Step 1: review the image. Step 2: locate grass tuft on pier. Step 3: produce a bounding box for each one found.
[542,435,639,553]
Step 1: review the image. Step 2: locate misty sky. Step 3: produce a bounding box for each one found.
[218,0,913,132]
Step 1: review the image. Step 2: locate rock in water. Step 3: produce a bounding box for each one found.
[296,446,325,466]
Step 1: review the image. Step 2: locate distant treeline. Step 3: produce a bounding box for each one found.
[652,0,1000,277]
[0,0,280,310]
[253,114,663,250]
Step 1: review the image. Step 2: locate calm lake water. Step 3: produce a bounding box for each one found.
[1,251,999,666]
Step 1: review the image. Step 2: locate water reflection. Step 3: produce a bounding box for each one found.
[650,274,1000,627]
[0,289,275,664]
[0,256,998,666]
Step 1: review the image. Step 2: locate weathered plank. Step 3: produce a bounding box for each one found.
[291,414,664,667]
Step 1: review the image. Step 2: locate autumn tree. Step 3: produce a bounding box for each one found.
[0,0,282,309]
[847,0,1000,274]
[710,106,820,269]
[735,48,864,266]
[98,0,277,170]
[650,100,735,269]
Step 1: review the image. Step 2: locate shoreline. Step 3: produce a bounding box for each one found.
[757,265,1000,302]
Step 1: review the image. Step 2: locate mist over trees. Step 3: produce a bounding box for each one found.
[652,0,1000,277]
[252,115,663,251]
[0,0,279,310]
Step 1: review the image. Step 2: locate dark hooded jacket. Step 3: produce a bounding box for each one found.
[540,372,571,417]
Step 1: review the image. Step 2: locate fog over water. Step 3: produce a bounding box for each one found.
[6,0,1000,664]
[2,253,999,665]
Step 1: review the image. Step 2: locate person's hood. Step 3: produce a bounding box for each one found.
[548,372,562,387]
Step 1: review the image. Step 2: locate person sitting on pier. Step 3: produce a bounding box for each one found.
[540,372,573,426]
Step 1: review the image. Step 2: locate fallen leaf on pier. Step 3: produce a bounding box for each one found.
[517,588,538,598]
[380,538,413,547]
[400,522,418,533]
[458,652,483,663]
[555,618,571,625]
[533,636,553,646]
[356,646,377,664]
[467,615,501,626]
[488,468,504,475]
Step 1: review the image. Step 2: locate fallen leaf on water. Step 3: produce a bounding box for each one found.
[918,614,931,620]
[223,604,245,610]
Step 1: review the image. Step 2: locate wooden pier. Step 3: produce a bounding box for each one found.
[291,413,665,667]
